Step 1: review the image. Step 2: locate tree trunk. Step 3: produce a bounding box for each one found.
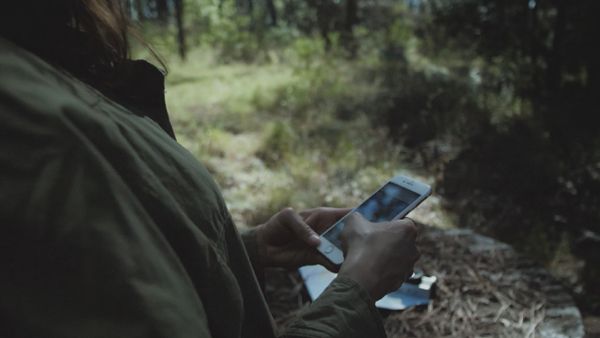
[529,0,540,96]
[311,0,336,51]
[265,0,277,26]
[315,2,331,50]
[174,0,186,60]
[344,0,358,33]
[547,0,566,93]
[343,0,358,57]
[156,0,169,22]
[218,0,225,15]
[235,0,253,15]
[125,0,133,18]
[135,0,144,20]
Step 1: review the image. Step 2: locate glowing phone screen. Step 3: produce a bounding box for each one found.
[323,182,419,248]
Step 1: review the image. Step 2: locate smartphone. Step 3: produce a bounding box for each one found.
[317,175,431,265]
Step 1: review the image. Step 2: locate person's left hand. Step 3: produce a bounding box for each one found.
[254,207,351,272]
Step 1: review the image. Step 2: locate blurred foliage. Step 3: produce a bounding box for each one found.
[132,0,600,313]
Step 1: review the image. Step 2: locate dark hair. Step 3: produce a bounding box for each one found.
[69,0,131,68]
[0,0,130,68]
[0,1,163,80]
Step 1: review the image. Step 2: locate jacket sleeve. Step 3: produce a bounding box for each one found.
[0,108,215,338]
[280,276,387,338]
[240,229,269,290]
[239,228,386,338]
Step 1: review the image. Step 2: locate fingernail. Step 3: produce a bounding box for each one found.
[309,234,321,246]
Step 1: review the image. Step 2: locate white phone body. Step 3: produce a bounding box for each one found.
[317,175,432,265]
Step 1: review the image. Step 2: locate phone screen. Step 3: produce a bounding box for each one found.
[323,182,420,249]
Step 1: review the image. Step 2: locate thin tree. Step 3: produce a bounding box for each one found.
[156,0,169,22]
[134,0,144,20]
[343,0,358,56]
[174,0,186,60]
[265,0,277,26]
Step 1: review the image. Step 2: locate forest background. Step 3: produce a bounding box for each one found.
[127,0,600,321]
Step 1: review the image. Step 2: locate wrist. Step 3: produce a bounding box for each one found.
[338,258,380,301]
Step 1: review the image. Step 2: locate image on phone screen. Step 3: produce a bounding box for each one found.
[323,182,420,249]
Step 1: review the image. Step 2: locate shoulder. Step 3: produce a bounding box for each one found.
[0,37,139,217]
[0,36,141,143]
[0,37,231,234]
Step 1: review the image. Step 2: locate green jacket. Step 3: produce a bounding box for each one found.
[0,37,386,338]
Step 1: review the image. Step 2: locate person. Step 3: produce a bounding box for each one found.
[0,1,420,337]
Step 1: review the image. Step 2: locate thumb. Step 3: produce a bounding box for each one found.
[343,211,368,234]
[281,208,321,246]
[340,211,367,251]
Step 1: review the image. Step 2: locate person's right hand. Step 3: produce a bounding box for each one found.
[337,212,420,301]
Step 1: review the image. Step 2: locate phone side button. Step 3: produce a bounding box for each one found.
[324,245,334,254]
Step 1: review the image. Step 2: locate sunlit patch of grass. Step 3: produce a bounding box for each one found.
[165,48,295,119]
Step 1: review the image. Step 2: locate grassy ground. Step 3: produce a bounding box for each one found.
[161,46,454,230]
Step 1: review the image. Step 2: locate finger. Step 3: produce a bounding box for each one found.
[321,207,353,220]
[302,207,353,229]
[403,217,424,235]
[298,208,316,220]
[298,206,344,220]
[394,218,417,241]
[306,209,352,234]
[281,208,321,247]
[343,211,368,230]
[299,207,349,217]
[305,216,337,234]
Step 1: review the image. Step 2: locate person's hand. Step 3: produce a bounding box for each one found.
[338,212,420,301]
[254,207,350,271]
